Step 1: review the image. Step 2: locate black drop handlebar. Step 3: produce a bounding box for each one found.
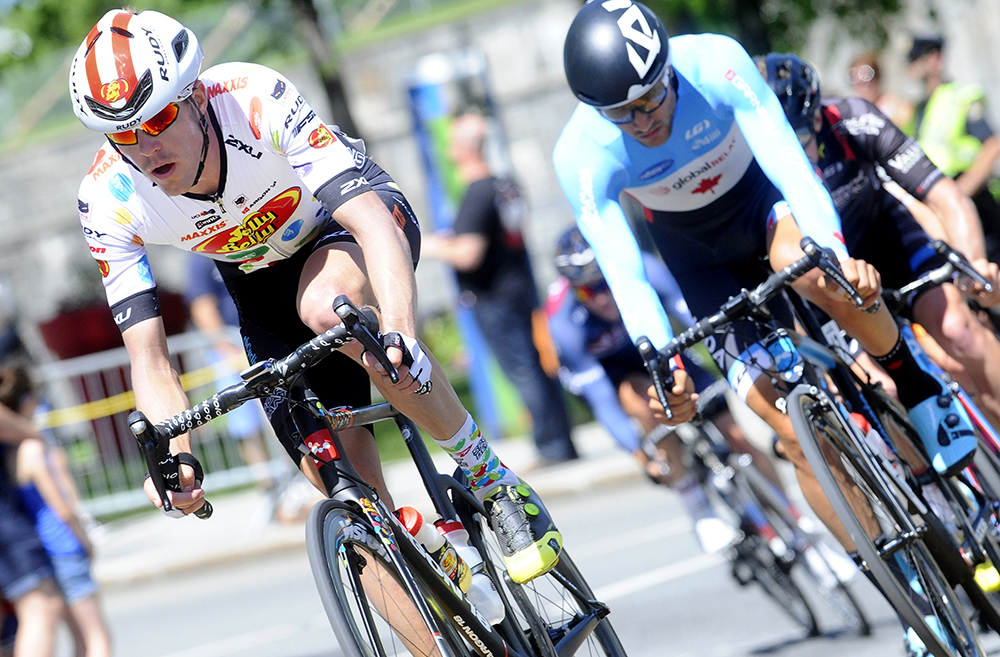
[637,236,856,420]
[128,295,386,519]
[882,240,992,315]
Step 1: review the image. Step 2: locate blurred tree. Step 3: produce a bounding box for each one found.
[645,0,902,54]
[286,0,359,137]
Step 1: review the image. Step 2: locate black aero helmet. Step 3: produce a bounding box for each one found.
[554,227,604,285]
[760,53,821,140]
[563,0,670,109]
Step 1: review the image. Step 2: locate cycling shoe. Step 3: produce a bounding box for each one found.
[908,382,977,476]
[483,480,561,584]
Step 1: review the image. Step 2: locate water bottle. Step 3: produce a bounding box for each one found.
[436,519,507,624]
[396,507,471,593]
[849,413,905,479]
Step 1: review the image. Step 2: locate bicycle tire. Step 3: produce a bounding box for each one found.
[463,509,627,657]
[731,532,821,636]
[788,384,986,657]
[740,464,872,636]
[307,499,469,657]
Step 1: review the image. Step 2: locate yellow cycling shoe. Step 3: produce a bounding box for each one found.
[483,479,562,584]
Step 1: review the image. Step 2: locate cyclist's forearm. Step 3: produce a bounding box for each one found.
[925,177,987,260]
[336,193,417,335]
[123,319,192,453]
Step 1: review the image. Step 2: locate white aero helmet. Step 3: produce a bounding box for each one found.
[69,9,203,134]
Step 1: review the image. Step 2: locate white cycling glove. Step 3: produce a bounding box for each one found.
[382,332,434,394]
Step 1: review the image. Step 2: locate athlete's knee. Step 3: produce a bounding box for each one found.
[298,284,368,335]
[937,306,985,357]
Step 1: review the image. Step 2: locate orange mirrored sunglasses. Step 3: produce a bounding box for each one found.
[106,102,181,145]
[574,278,611,302]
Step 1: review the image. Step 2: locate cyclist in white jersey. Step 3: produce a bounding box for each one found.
[553,1,978,552]
[70,9,560,585]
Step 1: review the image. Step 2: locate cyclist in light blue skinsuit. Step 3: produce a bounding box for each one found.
[553,0,977,561]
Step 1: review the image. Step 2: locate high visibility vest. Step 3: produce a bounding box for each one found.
[911,81,987,178]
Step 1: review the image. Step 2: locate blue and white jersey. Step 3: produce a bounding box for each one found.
[553,33,845,350]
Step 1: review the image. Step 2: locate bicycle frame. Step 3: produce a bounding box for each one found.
[285,383,516,657]
[300,393,611,657]
[130,295,617,657]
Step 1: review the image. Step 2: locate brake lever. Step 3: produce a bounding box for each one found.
[637,337,674,421]
[129,411,183,518]
[801,238,866,308]
[934,240,993,294]
[332,295,400,383]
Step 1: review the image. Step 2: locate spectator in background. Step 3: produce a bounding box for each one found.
[184,255,273,489]
[422,113,579,466]
[0,384,64,657]
[906,35,1000,262]
[0,366,111,657]
[847,50,914,128]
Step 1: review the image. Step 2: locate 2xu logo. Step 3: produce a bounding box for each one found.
[602,0,661,80]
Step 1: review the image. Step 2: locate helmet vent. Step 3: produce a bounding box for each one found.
[85,31,102,56]
[172,32,189,60]
[109,26,134,39]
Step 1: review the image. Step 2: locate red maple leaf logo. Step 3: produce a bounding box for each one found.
[692,174,722,195]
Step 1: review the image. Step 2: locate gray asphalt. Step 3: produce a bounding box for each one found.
[71,423,1000,657]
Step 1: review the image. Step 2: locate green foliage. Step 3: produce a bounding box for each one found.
[1,0,228,64]
[645,0,901,54]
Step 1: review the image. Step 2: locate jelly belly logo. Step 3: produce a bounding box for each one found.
[100,78,130,104]
[193,187,301,254]
[308,125,336,148]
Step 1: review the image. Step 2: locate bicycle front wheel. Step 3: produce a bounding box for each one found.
[730,532,820,636]
[788,385,985,657]
[741,464,871,636]
[464,510,627,657]
[307,499,466,657]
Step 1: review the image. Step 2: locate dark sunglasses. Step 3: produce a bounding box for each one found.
[599,80,670,125]
[106,101,182,145]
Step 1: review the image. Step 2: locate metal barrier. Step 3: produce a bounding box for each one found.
[34,329,286,519]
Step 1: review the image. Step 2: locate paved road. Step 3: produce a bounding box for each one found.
[75,475,984,657]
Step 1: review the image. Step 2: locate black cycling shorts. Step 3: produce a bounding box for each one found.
[218,180,421,464]
[643,172,796,400]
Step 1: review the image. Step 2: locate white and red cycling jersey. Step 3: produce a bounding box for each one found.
[78,62,374,327]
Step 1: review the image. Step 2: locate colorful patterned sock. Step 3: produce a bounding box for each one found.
[437,413,519,500]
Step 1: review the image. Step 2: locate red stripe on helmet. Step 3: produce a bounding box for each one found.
[85,25,101,54]
[110,12,138,100]
[84,28,104,100]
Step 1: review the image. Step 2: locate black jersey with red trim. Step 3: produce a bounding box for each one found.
[816,96,944,235]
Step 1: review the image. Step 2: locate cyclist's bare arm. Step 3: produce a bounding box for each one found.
[924,176,988,262]
[328,190,421,388]
[123,316,205,514]
[900,178,1000,303]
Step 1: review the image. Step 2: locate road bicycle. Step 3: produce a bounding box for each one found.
[638,237,990,657]
[129,295,626,657]
[641,380,871,638]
